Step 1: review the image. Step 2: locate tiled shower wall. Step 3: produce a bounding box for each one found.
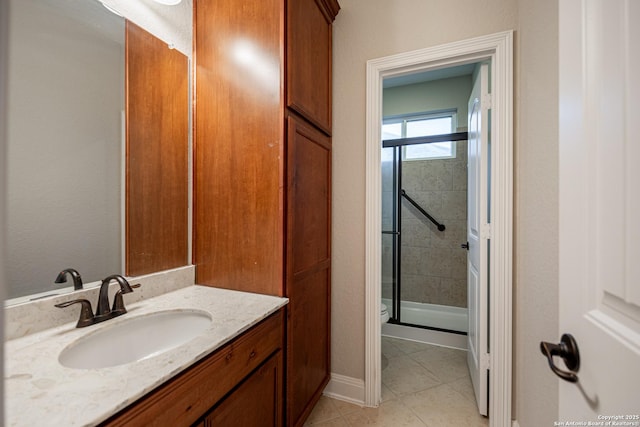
[382,139,468,308]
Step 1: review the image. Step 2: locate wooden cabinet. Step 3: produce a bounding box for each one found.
[286,116,332,425]
[125,20,189,276]
[194,1,339,425]
[101,310,284,427]
[193,0,285,296]
[287,0,339,134]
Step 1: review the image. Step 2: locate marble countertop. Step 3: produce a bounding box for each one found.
[5,285,288,427]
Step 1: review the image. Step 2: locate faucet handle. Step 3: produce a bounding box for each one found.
[55,299,95,328]
[111,283,141,315]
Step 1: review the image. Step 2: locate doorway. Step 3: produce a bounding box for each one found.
[381,66,474,337]
[364,31,513,427]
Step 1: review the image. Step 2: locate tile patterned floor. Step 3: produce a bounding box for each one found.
[303,336,489,426]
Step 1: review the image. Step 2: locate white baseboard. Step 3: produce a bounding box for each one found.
[323,373,365,406]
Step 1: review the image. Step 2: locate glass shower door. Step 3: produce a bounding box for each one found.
[382,120,469,334]
[398,139,468,334]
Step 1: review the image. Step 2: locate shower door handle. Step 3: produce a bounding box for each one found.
[461,242,469,250]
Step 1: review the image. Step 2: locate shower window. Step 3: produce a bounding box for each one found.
[382,111,457,160]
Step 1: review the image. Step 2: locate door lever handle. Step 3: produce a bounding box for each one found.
[461,242,469,250]
[540,334,580,383]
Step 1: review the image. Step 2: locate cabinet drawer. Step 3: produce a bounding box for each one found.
[102,309,284,427]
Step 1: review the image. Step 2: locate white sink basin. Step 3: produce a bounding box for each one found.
[59,310,212,369]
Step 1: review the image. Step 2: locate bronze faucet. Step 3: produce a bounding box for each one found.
[55,275,140,328]
[54,268,83,290]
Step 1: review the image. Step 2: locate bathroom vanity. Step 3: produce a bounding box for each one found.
[103,308,284,426]
[5,285,288,426]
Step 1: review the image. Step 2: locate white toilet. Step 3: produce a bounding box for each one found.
[381,303,390,324]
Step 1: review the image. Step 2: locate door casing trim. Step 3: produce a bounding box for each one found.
[364,30,513,427]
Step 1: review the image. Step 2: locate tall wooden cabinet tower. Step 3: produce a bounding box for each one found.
[193,1,339,425]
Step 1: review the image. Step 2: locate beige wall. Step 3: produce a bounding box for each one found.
[333,0,559,425]
[383,75,473,120]
[514,0,559,425]
[1,0,9,418]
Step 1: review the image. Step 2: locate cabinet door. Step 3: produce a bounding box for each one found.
[205,352,283,427]
[286,115,331,426]
[286,0,339,134]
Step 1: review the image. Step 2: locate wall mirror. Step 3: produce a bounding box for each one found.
[6,0,189,303]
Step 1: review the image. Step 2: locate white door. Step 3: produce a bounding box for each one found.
[557,0,640,418]
[467,62,489,416]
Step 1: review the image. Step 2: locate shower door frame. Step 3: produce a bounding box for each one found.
[381,146,402,322]
[383,138,468,334]
[364,31,513,427]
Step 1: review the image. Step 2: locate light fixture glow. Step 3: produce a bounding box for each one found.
[100,1,123,16]
[230,39,280,98]
[152,0,182,5]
